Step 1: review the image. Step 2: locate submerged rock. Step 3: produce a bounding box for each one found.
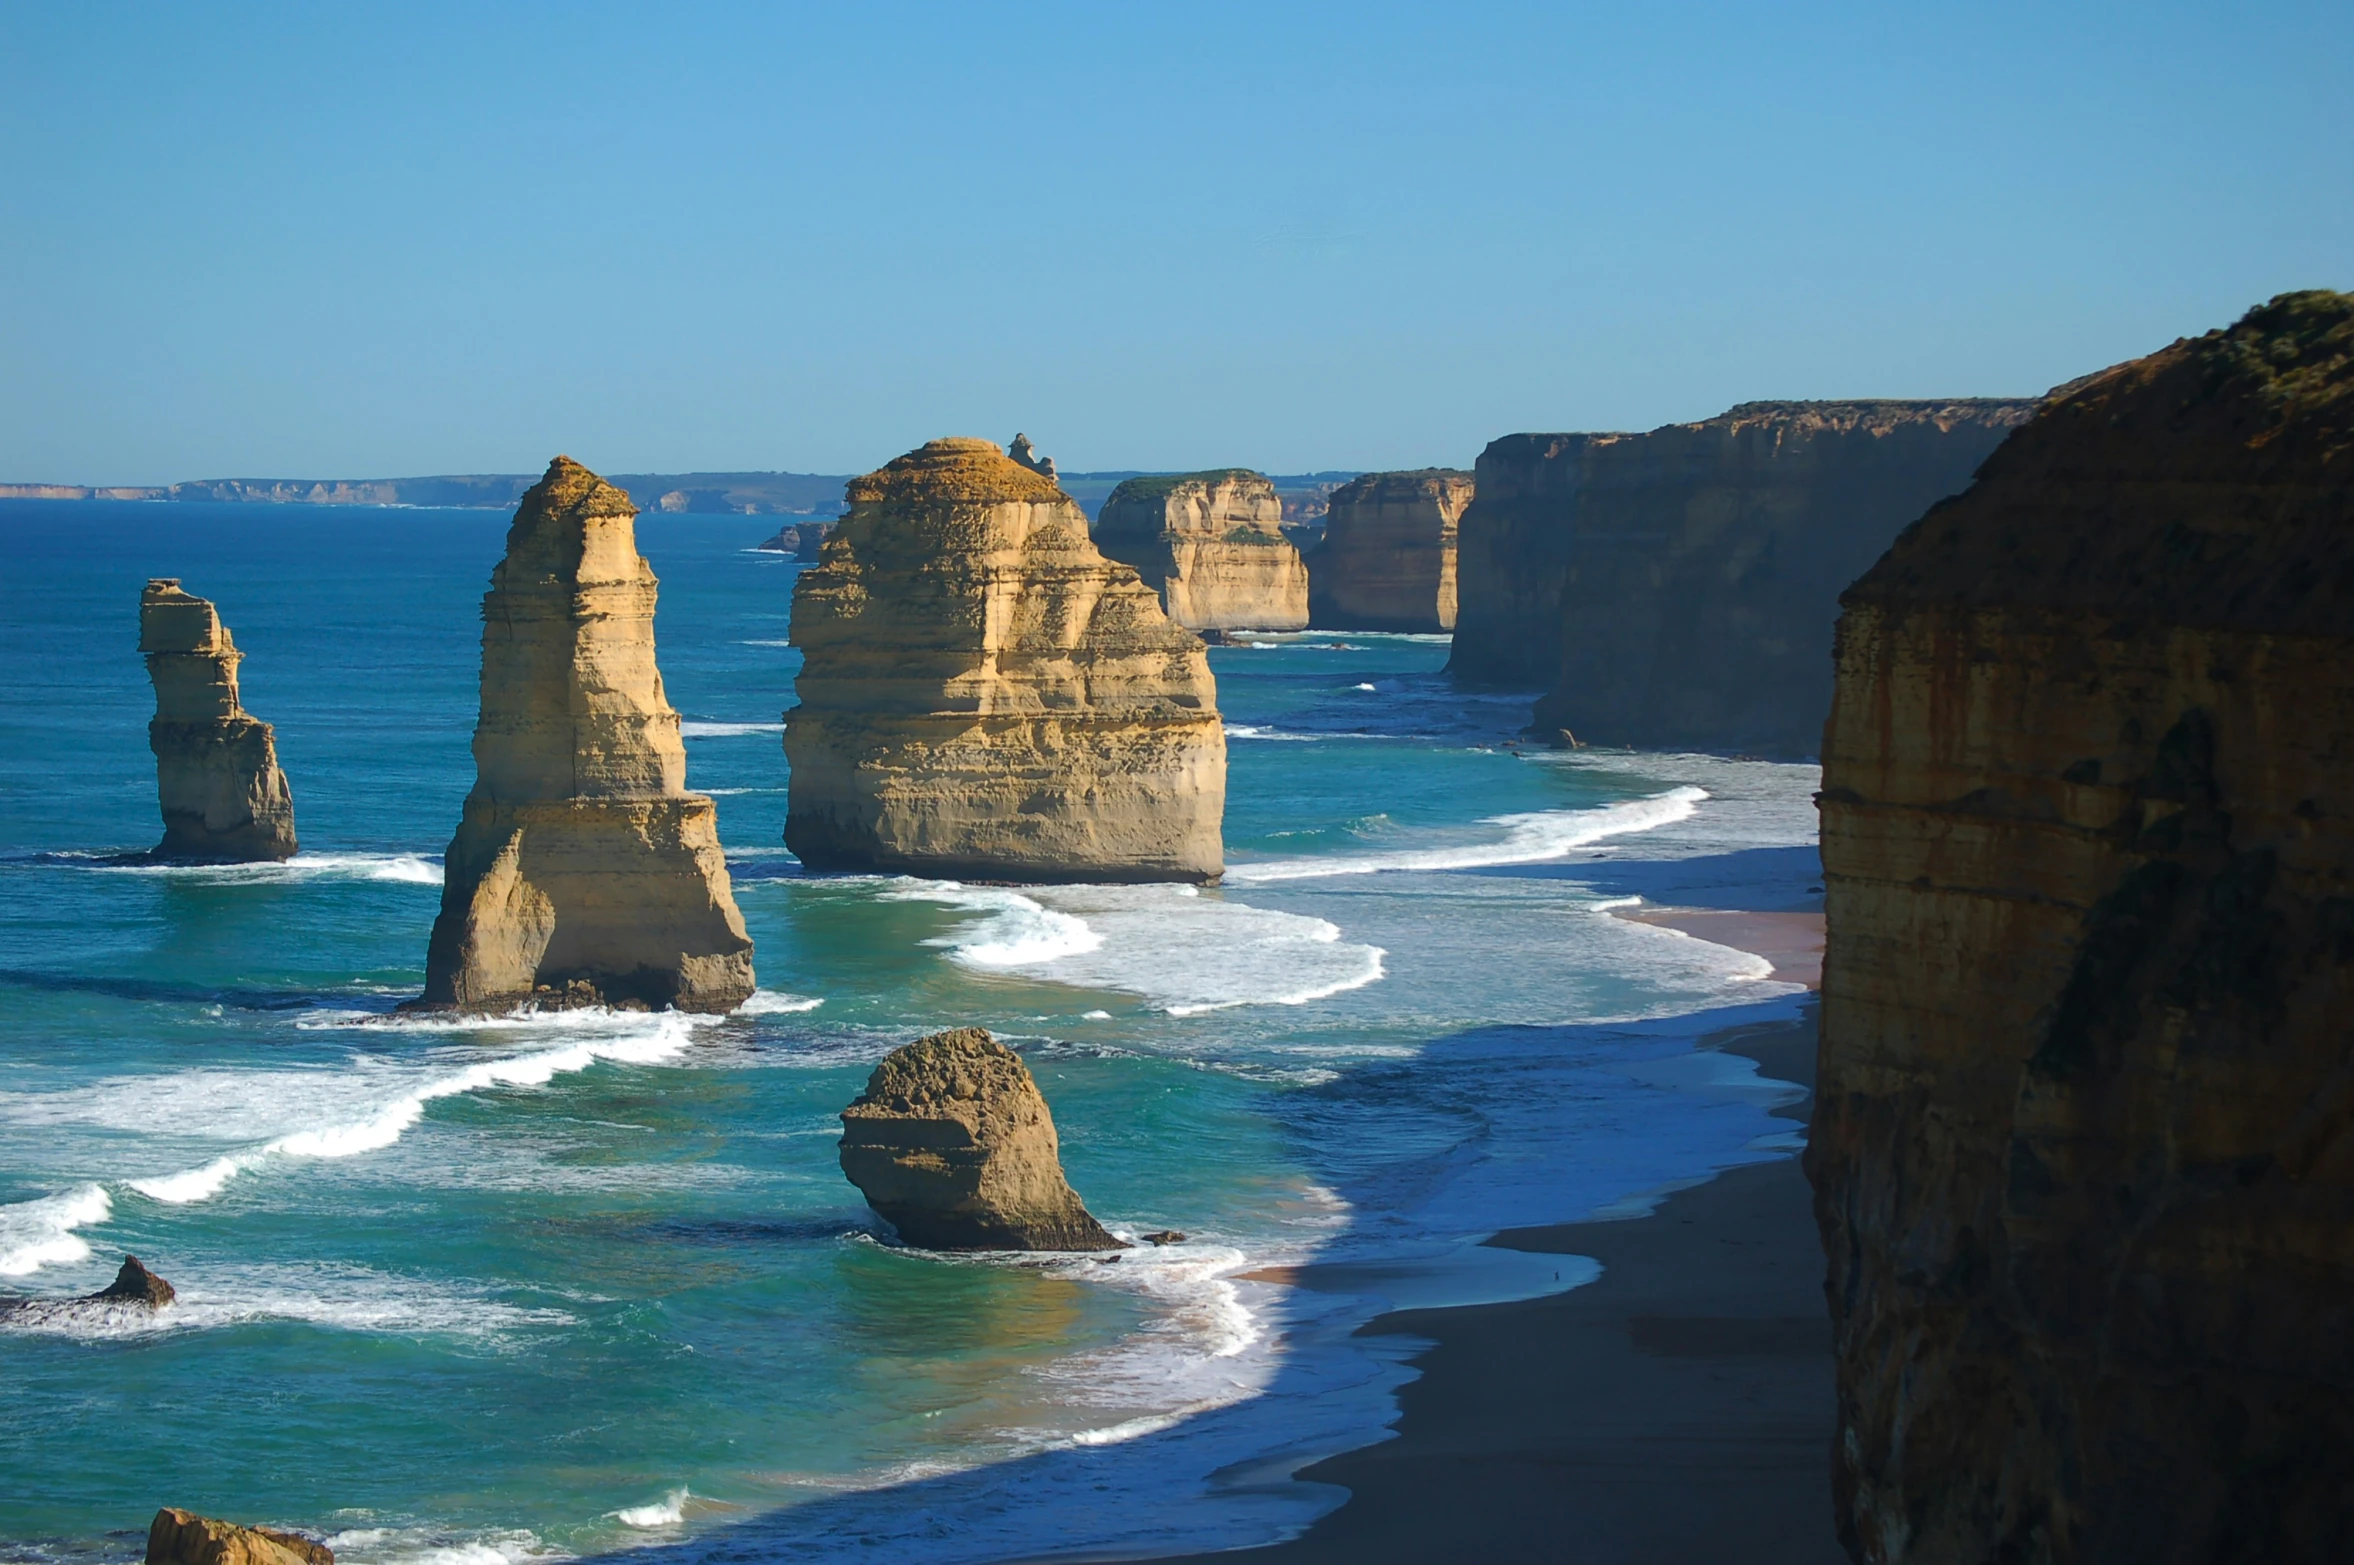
[147,1509,332,1565]
[1306,469,1473,632]
[419,457,754,1014]
[1812,292,2354,1562]
[1094,470,1309,632]
[784,437,1224,883]
[839,1027,1121,1251]
[140,580,297,861]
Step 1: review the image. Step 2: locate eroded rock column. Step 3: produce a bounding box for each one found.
[1094,469,1309,632]
[140,580,297,861]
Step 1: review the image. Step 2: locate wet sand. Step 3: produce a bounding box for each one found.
[1618,906,1826,988]
[1152,961,1839,1563]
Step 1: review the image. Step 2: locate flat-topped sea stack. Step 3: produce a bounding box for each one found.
[784,438,1224,883]
[419,457,753,1013]
[1306,468,1473,631]
[1811,292,2354,1562]
[139,580,297,861]
[840,1027,1121,1251]
[1094,469,1310,632]
[1449,403,2031,737]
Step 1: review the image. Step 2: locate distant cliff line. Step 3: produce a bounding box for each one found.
[0,467,1364,521]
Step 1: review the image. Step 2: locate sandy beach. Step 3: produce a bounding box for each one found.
[1156,923,1839,1565]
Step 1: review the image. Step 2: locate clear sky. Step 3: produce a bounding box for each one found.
[3,2,2348,482]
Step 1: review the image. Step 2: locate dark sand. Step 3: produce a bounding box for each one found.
[1155,1010,1840,1564]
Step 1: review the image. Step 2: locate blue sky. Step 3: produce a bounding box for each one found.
[2,2,2347,481]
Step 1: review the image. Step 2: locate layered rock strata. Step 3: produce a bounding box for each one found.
[1449,404,2030,741]
[1811,292,2354,1563]
[420,457,754,1013]
[839,1027,1121,1250]
[784,438,1224,883]
[148,1510,332,1565]
[1094,469,1309,632]
[1305,468,1473,631]
[140,581,297,861]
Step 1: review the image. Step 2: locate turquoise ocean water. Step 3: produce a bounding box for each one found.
[0,500,1820,1563]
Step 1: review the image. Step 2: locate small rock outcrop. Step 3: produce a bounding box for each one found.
[784,438,1224,883]
[1812,292,2354,1563]
[1305,469,1473,631]
[90,1254,175,1306]
[839,1027,1122,1251]
[140,581,297,861]
[148,1509,332,1565]
[1007,432,1058,482]
[419,457,754,1013]
[755,520,835,560]
[1094,470,1310,632]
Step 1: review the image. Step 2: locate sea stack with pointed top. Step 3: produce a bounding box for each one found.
[784,437,1225,882]
[1812,292,2354,1561]
[139,581,298,862]
[419,457,754,1013]
[1094,469,1310,632]
[840,1027,1122,1251]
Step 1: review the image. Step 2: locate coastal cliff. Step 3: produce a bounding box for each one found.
[1306,469,1472,632]
[1811,292,2354,1562]
[1449,404,2029,726]
[420,457,753,1013]
[784,438,1225,883]
[139,580,297,861]
[1094,470,1309,632]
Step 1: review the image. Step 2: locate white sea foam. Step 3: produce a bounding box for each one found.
[322,1526,565,1565]
[88,852,443,886]
[739,989,825,1015]
[887,881,1385,1014]
[0,1264,577,1342]
[679,720,783,737]
[0,1183,112,1277]
[122,1015,702,1205]
[1225,785,1708,882]
[609,1489,689,1528]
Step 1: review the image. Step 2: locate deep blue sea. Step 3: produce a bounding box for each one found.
[0,499,1821,1563]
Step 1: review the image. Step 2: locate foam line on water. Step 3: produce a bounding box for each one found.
[609,1488,690,1528]
[885,881,1385,1014]
[0,1183,112,1277]
[83,852,443,885]
[124,1014,704,1206]
[0,1263,578,1342]
[1225,785,1708,882]
[679,720,783,736]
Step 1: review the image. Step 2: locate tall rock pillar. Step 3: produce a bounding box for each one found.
[1094,470,1309,632]
[421,457,754,1013]
[140,580,298,862]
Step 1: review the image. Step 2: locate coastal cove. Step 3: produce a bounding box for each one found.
[0,499,1821,1565]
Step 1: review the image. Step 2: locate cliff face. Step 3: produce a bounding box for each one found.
[840,1027,1121,1251]
[1811,292,2354,1564]
[784,438,1225,883]
[1094,470,1309,632]
[421,457,754,1013]
[1449,404,2030,732]
[140,580,297,861]
[1306,469,1473,631]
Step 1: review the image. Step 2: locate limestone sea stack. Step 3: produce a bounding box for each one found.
[140,581,297,861]
[147,1509,332,1565]
[1811,292,2354,1563]
[419,458,754,1013]
[784,438,1224,883]
[1093,470,1310,632]
[1448,402,2031,742]
[840,1027,1121,1251]
[1305,468,1473,632]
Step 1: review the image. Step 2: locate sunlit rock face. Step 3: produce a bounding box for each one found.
[1811,292,2354,1565]
[1306,469,1472,632]
[1449,403,2030,754]
[420,457,754,1013]
[784,438,1225,883]
[839,1027,1121,1251]
[1093,469,1309,632]
[140,580,298,862]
